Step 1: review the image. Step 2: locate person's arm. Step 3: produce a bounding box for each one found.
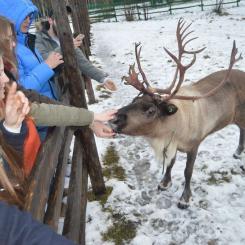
[0,201,76,245]
[0,120,27,153]
[17,56,54,91]
[30,103,94,127]
[35,32,61,60]
[75,48,108,83]
[30,103,117,127]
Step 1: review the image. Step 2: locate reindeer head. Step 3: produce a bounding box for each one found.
[110,94,178,136]
[110,18,241,136]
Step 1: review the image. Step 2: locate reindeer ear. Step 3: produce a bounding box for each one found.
[159,102,178,116]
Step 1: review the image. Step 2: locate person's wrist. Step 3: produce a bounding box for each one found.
[3,121,22,133]
[103,77,110,84]
[45,60,54,69]
[93,113,99,121]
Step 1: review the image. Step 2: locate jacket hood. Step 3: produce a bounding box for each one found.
[0,0,38,33]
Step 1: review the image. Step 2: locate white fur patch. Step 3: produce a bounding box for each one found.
[146,137,177,173]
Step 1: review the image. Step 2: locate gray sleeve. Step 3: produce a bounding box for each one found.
[75,48,108,83]
[30,103,94,127]
[35,33,61,60]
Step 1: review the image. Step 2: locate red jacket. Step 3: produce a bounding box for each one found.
[0,117,41,176]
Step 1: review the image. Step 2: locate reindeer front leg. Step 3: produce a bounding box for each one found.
[178,147,198,209]
[158,155,176,190]
[233,128,245,159]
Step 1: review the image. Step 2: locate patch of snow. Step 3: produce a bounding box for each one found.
[86,2,245,244]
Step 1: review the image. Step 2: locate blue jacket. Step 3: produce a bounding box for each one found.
[0,0,57,99]
[0,201,76,245]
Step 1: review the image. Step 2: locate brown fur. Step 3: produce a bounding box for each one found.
[111,69,245,208]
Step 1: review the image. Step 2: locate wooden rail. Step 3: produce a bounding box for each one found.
[88,0,241,22]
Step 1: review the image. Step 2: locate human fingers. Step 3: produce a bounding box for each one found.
[6,82,17,102]
[100,125,115,138]
[104,109,118,120]
[20,97,30,116]
[104,80,117,91]
[74,39,82,48]
[16,91,28,103]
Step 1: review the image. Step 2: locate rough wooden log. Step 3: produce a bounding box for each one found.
[63,136,83,243]
[84,75,97,104]
[24,127,66,221]
[69,0,97,104]
[50,0,106,194]
[44,128,74,230]
[69,0,91,55]
[78,128,105,195]
[79,141,88,245]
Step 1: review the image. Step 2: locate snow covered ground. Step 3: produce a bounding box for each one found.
[86,2,245,244]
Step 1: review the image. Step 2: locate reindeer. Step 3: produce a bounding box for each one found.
[110,18,245,209]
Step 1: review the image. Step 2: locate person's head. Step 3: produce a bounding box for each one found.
[0,16,18,76]
[20,13,34,33]
[44,7,72,35]
[0,49,25,209]
[46,10,58,35]
[0,16,16,50]
[0,0,38,35]
[0,49,10,100]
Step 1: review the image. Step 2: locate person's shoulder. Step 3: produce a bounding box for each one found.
[35,31,50,40]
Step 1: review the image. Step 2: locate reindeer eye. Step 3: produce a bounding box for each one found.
[142,105,151,112]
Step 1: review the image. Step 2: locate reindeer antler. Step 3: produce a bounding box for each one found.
[171,40,242,101]
[122,42,156,95]
[122,19,205,98]
[123,19,242,102]
[160,18,205,101]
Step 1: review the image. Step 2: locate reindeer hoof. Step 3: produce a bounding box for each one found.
[177,199,190,209]
[158,181,172,191]
[233,149,245,159]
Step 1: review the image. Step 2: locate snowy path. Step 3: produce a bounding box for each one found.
[86,3,245,245]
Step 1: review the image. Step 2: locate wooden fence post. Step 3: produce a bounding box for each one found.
[50,0,106,195]
[24,127,66,221]
[69,0,91,55]
[69,0,97,104]
[63,136,85,243]
[44,128,74,230]
[200,0,204,11]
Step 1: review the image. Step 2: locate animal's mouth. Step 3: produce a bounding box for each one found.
[108,118,124,134]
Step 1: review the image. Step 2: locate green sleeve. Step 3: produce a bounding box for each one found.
[30,103,94,127]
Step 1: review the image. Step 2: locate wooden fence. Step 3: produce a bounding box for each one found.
[24,0,105,244]
[88,0,241,22]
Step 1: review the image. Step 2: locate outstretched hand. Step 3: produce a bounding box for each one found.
[73,34,85,48]
[4,82,30,129]
[94,109,117,122]
[90,121,115,138]
[103,79,117,91]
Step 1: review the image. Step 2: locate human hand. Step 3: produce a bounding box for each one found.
[94,109,117,122]
[103,79,117,91]
[90,121,115,138]
[45,52,64,69]
[73,34,84,48]
[4,82,30,129]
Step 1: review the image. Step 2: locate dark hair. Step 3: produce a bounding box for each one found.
[40,20,50,31]
[47,9,54,18]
